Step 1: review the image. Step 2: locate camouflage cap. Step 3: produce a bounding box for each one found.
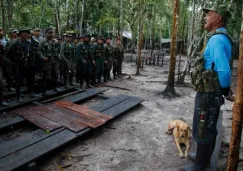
[79,35,85,39]
[83,33,91,38]
[106,37,111,41]
[45,27,53,34]
[203,5,231,19]
[10,29,18,34]
[97,34,104,40]
[19,27,30,34]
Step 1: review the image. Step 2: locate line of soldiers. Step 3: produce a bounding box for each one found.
[0,27,124,106]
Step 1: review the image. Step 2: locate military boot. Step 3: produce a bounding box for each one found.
[80,81,83,89]
[0,96,9,106]
[103,72,107,82]
[107,72,112,81]
[69,74,76,86]
[180,143,212,171]
[86,76,93,89]
[64,78,69,89]
[30,91,40,98]
[42,84,47,96]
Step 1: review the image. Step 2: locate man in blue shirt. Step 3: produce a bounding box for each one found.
[181,5,233,171]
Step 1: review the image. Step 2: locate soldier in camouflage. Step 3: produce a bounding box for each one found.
[104,37,113,81]
[0,43,9,106]
[3,29,16,92]
[93,35,105,83]
[76,33,95,89]
[7,28,39,102]
[60,34,77,88]
[38,28,61,96]
[75,35,84,84]
[113,38,124,78]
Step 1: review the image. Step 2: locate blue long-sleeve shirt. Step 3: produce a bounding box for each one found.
[203,27,232,88]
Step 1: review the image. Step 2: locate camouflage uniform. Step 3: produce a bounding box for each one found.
[104,41,113,80]
[75,40,83,83]
[113,44,124,78]
[60,38,76,87]
[38,38,61,95]
[76,36,94,88]
[7,36,37,101]
[93,35,105,83]
[0,44,8,106]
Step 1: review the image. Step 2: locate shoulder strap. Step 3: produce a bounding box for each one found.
[209,30,233,70]
[209,30,234,45]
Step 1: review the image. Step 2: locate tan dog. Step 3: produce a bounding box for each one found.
[166,120,191,158]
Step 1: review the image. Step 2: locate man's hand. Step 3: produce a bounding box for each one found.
[83,60,87,64]
[105,60,107,64]
[222,87,235,102]
[92,60,96,65]
[225,89,235,102]
[43,57,48,62]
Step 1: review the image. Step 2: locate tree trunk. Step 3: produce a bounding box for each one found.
[1,0,5,32]
[80,0,84,35]
[162,0,179,98]
[120,0,124,43]
[136,0,144,75]
[227,4,243,170]
[54,1,60,36]
[6,0,12,30]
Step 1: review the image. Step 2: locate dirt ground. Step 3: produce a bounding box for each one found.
[38,53,236,171]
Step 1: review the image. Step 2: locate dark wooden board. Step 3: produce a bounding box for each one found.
[32,105,88,132]
[55,101,112,122]
[102,96,144,117]
[16,108,61,131]
[41,89,86,104]
[0,128,64,159]
[0,86,76,113]
[63,88,107,103]
[0,129,76,171]
[48,104,105,128]
[90,94,131,112]
[0,116,25,131]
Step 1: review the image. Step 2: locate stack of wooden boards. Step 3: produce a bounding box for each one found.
[0,88,144,171]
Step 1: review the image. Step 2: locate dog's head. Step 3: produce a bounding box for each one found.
[177,123,190,139]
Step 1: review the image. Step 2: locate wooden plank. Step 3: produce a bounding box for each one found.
[102,96,144,118]
[90,94,131,112]
[0,116,25,131]
[0,129,76,171]
[41,89,85,104]
[16,108,61,132]
[31,105,88,132]
[55,101,112,121]
[63,88,107,103]
[0,86,76,113]
[47,104,105,128]
[0,128,64,159]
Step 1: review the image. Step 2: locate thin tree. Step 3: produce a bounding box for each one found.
[227,3,243,170]
[1,0,5,32]
[162,0,179,97]
[80,0,84,35]
[136,0,144,75]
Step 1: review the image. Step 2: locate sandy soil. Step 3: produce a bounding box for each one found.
[38,53,236,171]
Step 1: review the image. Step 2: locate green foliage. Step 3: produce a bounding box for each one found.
[0,0,241,42]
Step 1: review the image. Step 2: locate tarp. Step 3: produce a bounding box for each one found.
[123,31,132,39]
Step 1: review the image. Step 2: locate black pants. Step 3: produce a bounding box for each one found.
[15,64,36,98]
[42,58,59,91]
[0,67,3,102]
[192,92,223,144]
